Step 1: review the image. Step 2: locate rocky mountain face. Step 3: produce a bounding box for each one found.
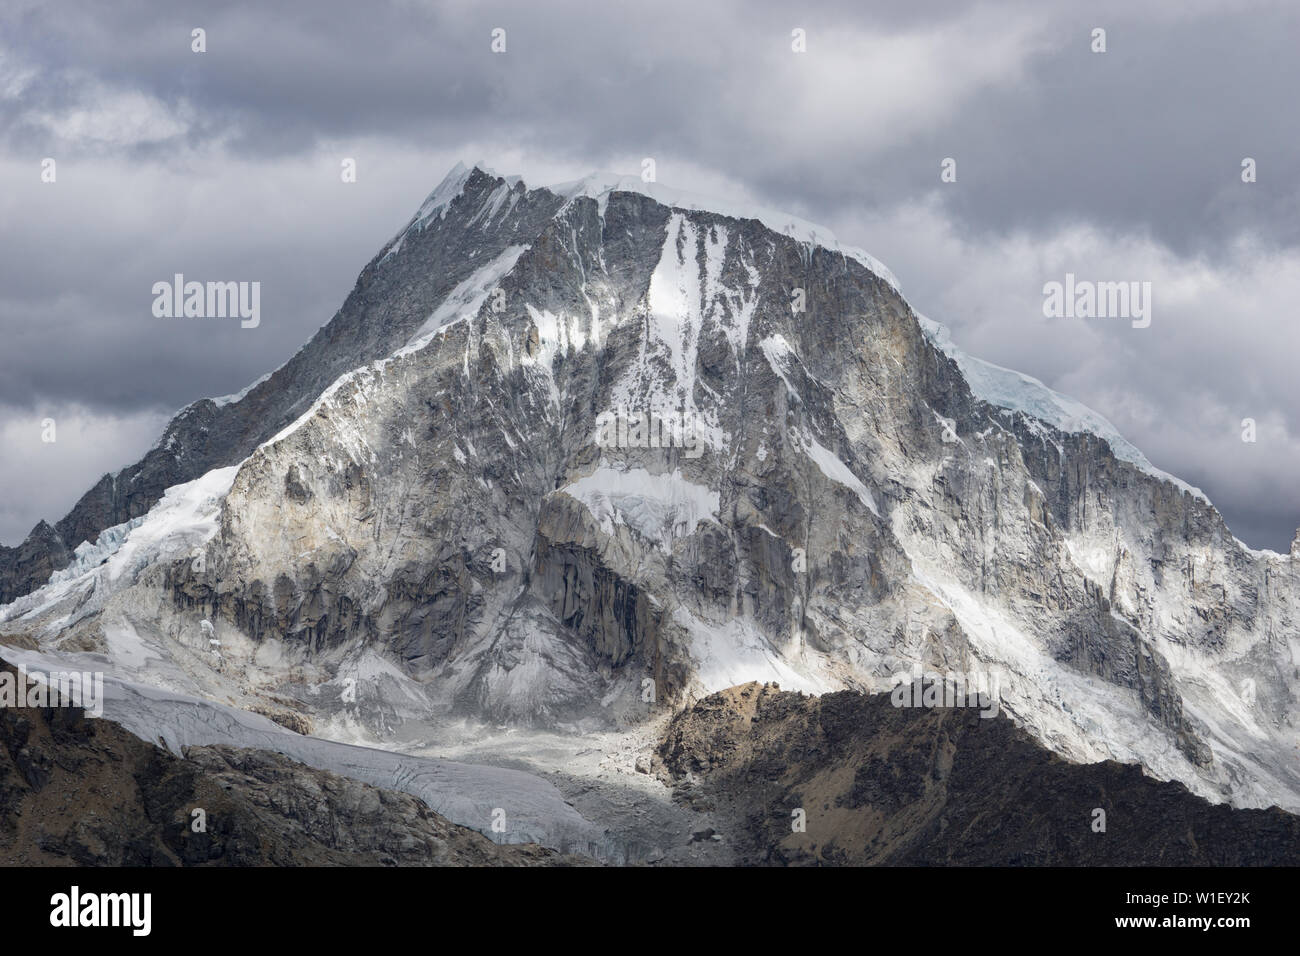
[0,659,571,866]
[1,163,1296,827]
[0,522,70,611]
[0,165,568,606]
[656,682,1300,865]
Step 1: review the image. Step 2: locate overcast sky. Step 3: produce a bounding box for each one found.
[2,0,1298,549]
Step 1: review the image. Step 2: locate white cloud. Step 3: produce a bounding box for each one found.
[724,9,1051,162]
[26,83,192,148]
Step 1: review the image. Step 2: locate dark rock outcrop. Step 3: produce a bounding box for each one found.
[656,682,1300,865]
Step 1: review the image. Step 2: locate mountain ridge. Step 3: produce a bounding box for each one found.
[1,162,1214,592]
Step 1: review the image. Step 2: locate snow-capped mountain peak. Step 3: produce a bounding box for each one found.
[3,161,1297,823]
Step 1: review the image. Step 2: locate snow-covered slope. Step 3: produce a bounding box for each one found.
[0,468,236,639]
[918,314,1207,501]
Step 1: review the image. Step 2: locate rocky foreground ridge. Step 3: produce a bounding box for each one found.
[657,682,1300,865]
[3,655,1296,866]
[0,658,572,866]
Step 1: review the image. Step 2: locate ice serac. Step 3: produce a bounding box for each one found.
[2,163,1297,818]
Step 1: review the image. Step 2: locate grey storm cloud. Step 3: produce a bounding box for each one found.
[1,0,1298,548]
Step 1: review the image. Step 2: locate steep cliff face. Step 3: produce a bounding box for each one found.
[157,186,918,732]
[2,165,1296,815]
